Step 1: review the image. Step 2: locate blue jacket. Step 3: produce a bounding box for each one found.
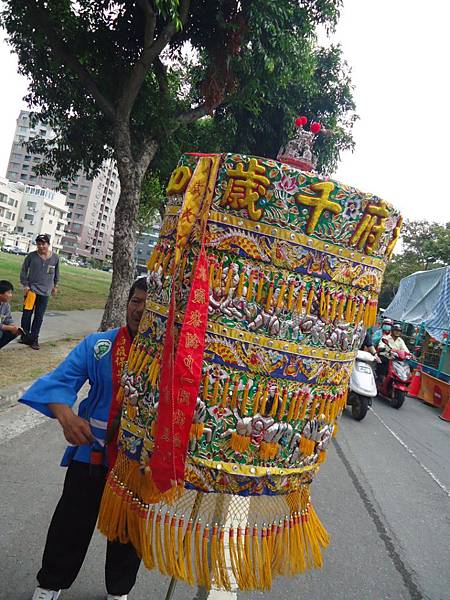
[20,328,120,466]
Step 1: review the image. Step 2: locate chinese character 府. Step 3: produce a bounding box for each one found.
[350,200,390,255]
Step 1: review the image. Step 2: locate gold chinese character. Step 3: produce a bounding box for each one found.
[220,158,270,221]
[161,427,170,442]
[178,389,191,405]
[296,182,341,234]
[386,216,403,258]
[198,265,208,281]
[166,166,192,196]
[350,200,390,255]
[160,388,170,404]
[189,180,206,197]
[193,289,206,304]
[173,433,182,448]
[183,354,194,373]
[185,332,200,349]
[187,310,202,328]
[174,409,186,426]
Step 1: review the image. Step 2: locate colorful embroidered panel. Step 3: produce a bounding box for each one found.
[99,153,401,592]
[118,153,400,494]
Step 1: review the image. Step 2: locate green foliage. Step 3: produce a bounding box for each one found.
[138,171,165,232]
[380,220,450,307]
[1,0,349,180]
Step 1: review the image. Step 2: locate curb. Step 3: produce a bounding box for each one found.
[0,381,33,412]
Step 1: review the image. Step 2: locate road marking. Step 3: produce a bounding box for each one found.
[0,404,47,445]
[370,407,450,498]
[208,590,237,600]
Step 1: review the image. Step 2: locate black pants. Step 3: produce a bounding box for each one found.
[0,331,17,349]
[37,461,141,594]
[21,293,49,342]
[377,355,389,378]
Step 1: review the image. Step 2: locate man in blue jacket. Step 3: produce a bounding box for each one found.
[21,277,147,600]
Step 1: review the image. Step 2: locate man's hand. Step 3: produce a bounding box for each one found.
[51,286,58,297]
[48,403,94,446]
[23,286,30,298]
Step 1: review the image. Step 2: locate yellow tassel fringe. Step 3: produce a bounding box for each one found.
[98,453,330,592]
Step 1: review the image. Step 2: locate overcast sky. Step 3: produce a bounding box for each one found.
[0,0,448,223]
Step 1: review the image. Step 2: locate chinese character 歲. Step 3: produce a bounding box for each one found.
[220,158,270,221]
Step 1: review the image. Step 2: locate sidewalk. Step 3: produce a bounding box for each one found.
[0,309,104,410]
[5,308,103,349]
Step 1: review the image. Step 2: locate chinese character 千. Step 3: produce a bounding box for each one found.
[220,158,270,221]
[296,182,342,234]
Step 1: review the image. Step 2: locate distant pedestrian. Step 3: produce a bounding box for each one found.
[20,234,59,350]
[0,280,21,349]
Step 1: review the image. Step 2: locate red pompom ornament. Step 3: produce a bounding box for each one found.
[310,122,321,134]
[295,116,308,127]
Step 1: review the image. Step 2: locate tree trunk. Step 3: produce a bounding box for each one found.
[100,168,141,330]
[100,123,158,330]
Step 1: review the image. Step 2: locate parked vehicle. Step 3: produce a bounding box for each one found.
[1,245,16,253]
[376,349,412,409]
[347,350,377,420]
[1,244,26,254]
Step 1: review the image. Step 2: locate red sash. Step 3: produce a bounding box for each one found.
[107,326,132,469]
[149,156,220,494]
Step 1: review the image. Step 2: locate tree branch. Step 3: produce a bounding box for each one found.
[154,57,169,98]
[137,138,159,177]
[118,0,191,119]
[26,4,116,121]
[177,103,210,124]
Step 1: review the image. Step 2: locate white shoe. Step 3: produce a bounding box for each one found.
[106,596,127,600]
[32,588,61,600]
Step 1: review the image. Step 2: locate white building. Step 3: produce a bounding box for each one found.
[0,177,22,234]
[15,185,68,251]
[6,110,121,262]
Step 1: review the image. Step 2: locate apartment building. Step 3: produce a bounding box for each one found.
[16,185,68,251]
[0,177,68,252]
[135,221,161,274]
[0,177,22,234]
[6,110,120,262]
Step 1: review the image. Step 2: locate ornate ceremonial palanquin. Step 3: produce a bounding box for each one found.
[99,152,401,591]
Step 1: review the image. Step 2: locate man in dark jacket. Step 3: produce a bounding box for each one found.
[20,233,59,350]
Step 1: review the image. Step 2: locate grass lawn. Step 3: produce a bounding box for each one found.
[0,336,81,389]
[0,252,111,312]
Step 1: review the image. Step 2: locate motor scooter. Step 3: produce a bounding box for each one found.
[347,350,377,420]
[376,349,412,409]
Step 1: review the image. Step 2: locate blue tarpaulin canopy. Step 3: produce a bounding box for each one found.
[384,266,450,343]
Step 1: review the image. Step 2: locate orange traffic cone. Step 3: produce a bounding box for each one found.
[408,367,422,397]
[439,400,450,422]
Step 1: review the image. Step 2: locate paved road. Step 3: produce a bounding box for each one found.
[0,394,448,600]
[3,309,104,350]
